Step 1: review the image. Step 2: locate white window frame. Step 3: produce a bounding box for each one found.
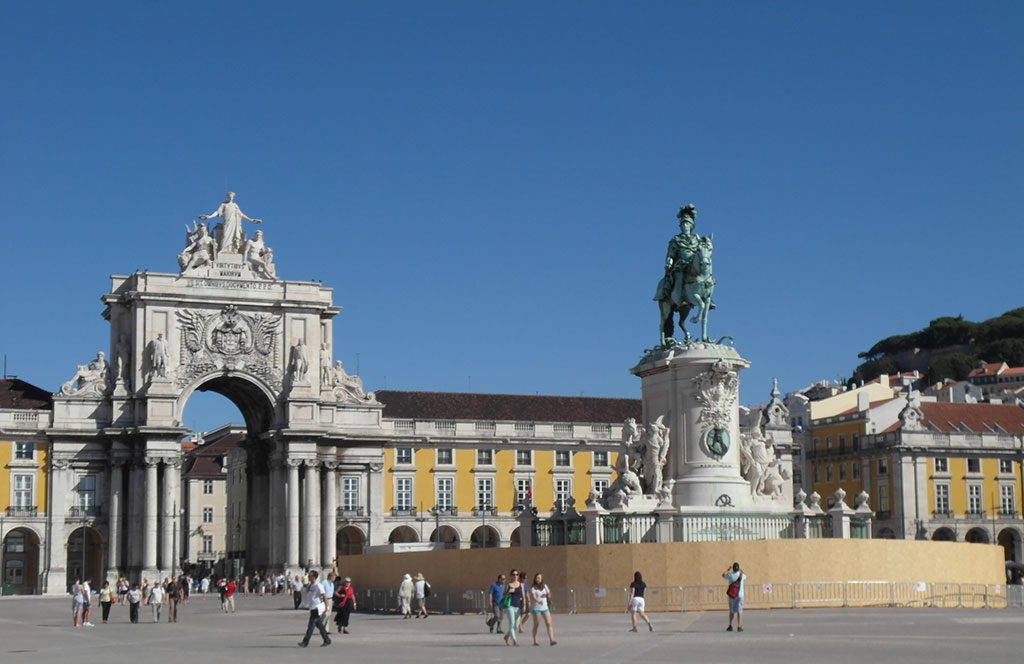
[967,483,983,514]
[12,474,33,509]
[877,483,889,512]
[202,535,213,554]
[476,449,494,466]
[592,478,609,495]
[436,448,454,466]
[436,477,454,511]
[476,478,493,509]
[515,478,532,508]
[395,477,413,511]
[592,451,608,468]
[554,450,571,468]
[75,474,96,510]
[14,442,33,460]
[341,476,360,511]
[203,479,214,495]
[999,459,1013,475]
[554,478,572,505]
[877,458,888,475]
[934,457,948,474]
[1000,484,1015,515]
[202,506,214,524]
[515,449,533,467]
[395,448,414,465]
[934,482,950,514]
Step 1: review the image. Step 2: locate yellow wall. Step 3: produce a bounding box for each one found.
[0,440,48,513]
[928,457,1022,516]
[338,539,1005,604]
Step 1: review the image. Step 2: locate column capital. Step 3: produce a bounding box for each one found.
[51,456,72,470]
[164,457,183,469]
[286,458,305,469]
[109,456,129,468]
[303,458,320,469]
[323,460,339,471]
[368,462,384,473]
[143,455,161,468]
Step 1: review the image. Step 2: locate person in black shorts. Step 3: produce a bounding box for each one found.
[627,571,653,632]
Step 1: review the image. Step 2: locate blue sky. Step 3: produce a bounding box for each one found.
[1,2,1021,431]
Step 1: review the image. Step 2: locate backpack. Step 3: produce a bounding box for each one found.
[423,581,432,598]
[726,581,739,598]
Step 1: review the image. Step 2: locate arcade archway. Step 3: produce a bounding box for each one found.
[67,527,103,589]
[965,528,990,544]
[337,526,365,557]
[3,527,40,595]
[998,528,1021,562]
[429,526,460,550]
[932,527,955,542]
[470,525,500,549]
[389,526,418,544]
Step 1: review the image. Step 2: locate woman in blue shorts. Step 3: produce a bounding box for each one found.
[528,573,557,646]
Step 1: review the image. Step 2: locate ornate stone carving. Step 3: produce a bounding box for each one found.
[113,334,131,387]
[288,340,309,384]
[763,378,790,428]
[739,421,790,499]
[330,360,377,404]
[898,394,925,431]
[807,491,822,511]
[51,456,72,471]
[241,229,276,280]
[601,453,642,509]
[58,352,110,397]
[319,343,332,386]
[145,333,170,382]
[693,360,739,458]
[178,222,217,273]
[175,305,282,389]
[640,416,671,495]
[854,490,870,509]
[794,487,807,507]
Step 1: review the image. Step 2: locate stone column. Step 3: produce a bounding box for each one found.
[286,459,301,569]
[143,456,159,575]
[165,457,182,574]
[321,462,338,568]
[43,456,71,594]
[302,460,320,568]
[160,460,174,575]
[107,460,123,579]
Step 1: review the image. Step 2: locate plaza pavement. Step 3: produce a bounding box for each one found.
[0,594,1021,663]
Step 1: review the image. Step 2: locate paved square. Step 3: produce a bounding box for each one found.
[1,594,1021,663]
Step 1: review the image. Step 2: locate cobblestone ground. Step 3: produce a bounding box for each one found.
[0,594,1021,663]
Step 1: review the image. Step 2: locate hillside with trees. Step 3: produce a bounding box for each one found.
[852,308,1024,385]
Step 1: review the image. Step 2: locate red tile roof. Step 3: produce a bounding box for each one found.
[0,379,53,410]
[920,402,1024,434]
[969,362,1008,378]
[375,390,641,423]
[183,455,226,478]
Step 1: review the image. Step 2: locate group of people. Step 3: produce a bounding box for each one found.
[485,570,557,647]
[71,575,189,627]
[296,570,358,647]
[397,573,431,619]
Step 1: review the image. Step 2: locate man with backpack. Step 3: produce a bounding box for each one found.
[722,562,746,632]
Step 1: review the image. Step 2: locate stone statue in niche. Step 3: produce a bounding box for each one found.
[113,334,131,386]
[59,352,110,397]
[199,191,263,254]
[242,229,277,280]
[145,333,169,380]
[177,223,217,273]
[319,342,332,386]
[331,360,377,403]
[288,340,309,383]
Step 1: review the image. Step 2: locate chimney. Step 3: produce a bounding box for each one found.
[857,392,870,412]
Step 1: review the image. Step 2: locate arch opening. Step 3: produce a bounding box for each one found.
[429,526,460,550]
[509,527,521,547]
[932,527,955,542]
[470,525,500,549]
[67,527,103,590]
[388,526,418,544]
[337,526,365,557]
[965,528,990,544]
[998,528,1021,563]
[3,527,41,595]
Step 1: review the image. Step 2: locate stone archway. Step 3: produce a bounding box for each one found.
[429,526,461,550]
[932,527,956,542]
[965,528,990,544]
[337,525,365,557]
[389,526,418,544]
[510,527,521,547]
[470,525,500,549]
[998,528,1021,563]
[67,527,103,590]
[3,527,41,595]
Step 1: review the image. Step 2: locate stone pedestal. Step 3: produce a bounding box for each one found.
[631,344,752,511]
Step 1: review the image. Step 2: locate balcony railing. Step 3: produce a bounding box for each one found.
[432,507,458,517]
[473,506,498,517]
[337,506,365,518]
[932,510,953,518]
[390,507,417,517]
[964,510,985,519]
[6,506,37,517]
[68,506,103,518]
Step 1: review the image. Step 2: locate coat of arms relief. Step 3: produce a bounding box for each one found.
[176,305,283,390]
[693,359,739,459]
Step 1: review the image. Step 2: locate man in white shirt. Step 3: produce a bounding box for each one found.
[148,581,166,623]
[81,579,95,627]
[297,571,331,648]
[320,573,336,630]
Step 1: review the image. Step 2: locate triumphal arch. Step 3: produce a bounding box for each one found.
[46,193,386,590]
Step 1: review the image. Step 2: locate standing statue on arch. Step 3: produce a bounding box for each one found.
[654,204,721,346]
[199,191,263,254]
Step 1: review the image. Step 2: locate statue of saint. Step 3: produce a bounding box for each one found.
[288,340,309,382]
[319,342,332,386]
[113,334,131,385]
[146,333,169,380]
[199,192,262,254]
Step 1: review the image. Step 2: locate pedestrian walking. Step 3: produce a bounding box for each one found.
[486,573,506,633]
[148,580,166,623]
[398,574,413,618]
[627,571,653,632]
[297,570,331,648]
[413,572,430,618]
[200,575,210,599]
[291,574,304,609]
[81,578,95,627]
[99,580,114,623]
[320,573,335,629]
[333,577,356,634]
[117,577,129,606]
[517,571,530,633]
[70,577,84,628]
[181,574,191,603]
[723,562,746,632]
[222,578,237,613]
[166,576,181,622]
[528,573,557,646]
[502,569,526,646]
[128,583,142,624]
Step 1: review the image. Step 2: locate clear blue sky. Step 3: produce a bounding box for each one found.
[1,2,1021,431]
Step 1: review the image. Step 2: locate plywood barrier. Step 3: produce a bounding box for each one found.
[335,539,1005,607]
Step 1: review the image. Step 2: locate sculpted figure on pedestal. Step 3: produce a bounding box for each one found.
[654,204,720,345]
[199,191,263,254]
[640,416,671,495]
[331,360,377,403]
[59,352,110,397]
[288,340,309,383]
[145,333,169,381]
[319,343,332,386]
[601,453,642,509]
[242,229,277,280]
[113,334,131,386]
[739,412,790,499]
[178,223,217,273]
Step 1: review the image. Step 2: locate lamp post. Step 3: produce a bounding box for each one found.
[430,505,440,546]
[414,502,426,542]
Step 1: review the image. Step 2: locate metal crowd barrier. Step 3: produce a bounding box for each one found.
[357,582,1023,614]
